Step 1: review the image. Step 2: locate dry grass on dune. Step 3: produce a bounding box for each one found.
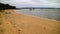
[0,10,60,34]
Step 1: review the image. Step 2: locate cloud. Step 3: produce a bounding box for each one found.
[0,0,60,8]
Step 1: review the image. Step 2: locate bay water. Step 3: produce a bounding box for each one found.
[15,9,60,21]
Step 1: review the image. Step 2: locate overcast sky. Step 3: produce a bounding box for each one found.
[0,0,60,8]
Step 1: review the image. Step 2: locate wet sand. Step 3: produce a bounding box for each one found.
[0,10,60,34]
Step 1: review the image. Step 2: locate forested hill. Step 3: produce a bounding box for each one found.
[0,3,16,11]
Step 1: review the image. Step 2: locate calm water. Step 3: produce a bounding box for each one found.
[15,9,60,21]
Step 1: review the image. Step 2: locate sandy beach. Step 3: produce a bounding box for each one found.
[0,10,60,34]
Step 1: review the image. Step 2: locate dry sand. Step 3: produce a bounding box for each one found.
[0,10,60,34]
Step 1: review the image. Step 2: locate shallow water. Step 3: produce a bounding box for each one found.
[15,9,60,21]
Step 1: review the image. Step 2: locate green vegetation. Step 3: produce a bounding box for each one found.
[0,3,16,11]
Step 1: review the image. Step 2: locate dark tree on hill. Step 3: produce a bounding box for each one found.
[0,3,16,11]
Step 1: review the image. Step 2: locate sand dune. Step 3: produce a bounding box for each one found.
[0,10,60,34]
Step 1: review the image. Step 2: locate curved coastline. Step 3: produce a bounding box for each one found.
[0,10,60,34]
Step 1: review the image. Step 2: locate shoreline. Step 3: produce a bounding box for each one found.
[14,10,60,22]
[1,10,60,34]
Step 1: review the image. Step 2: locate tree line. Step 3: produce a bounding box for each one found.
[0,3,16,11]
